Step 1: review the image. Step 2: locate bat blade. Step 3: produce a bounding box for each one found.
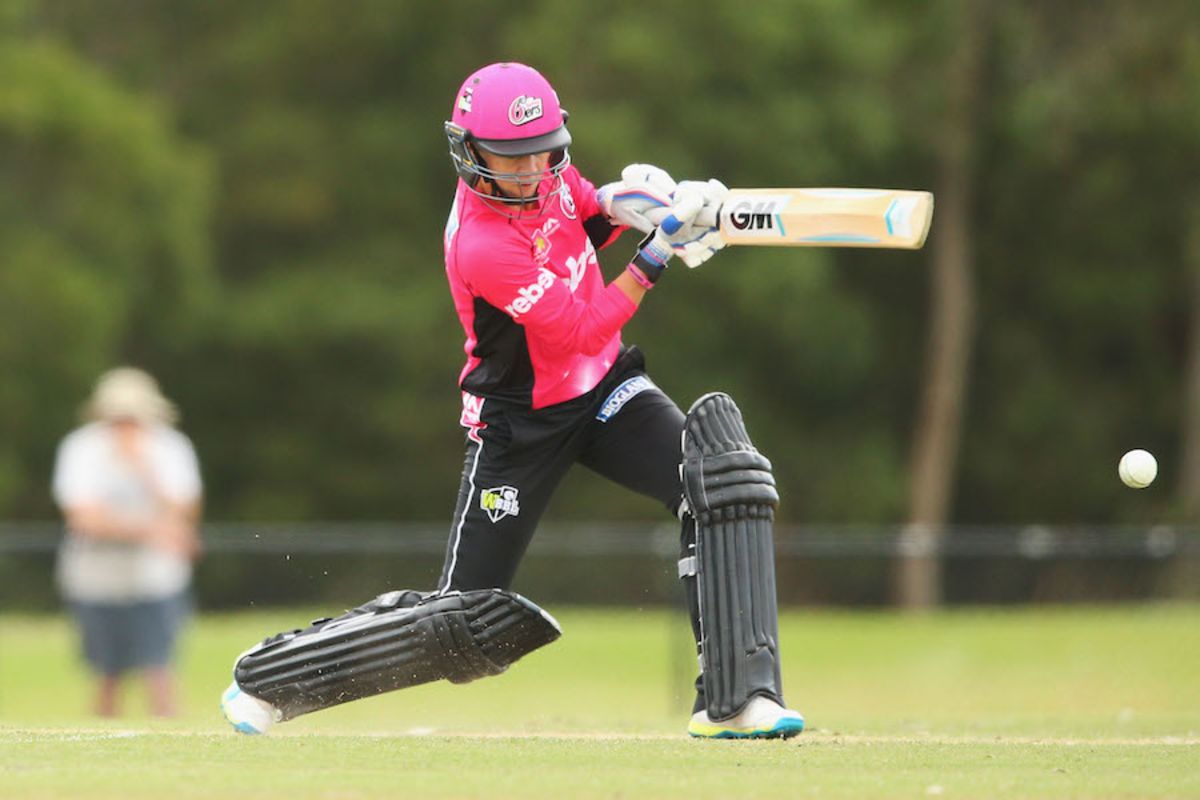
[717,188,934,249]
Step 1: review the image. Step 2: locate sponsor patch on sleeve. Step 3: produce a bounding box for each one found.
[595,375,656,422]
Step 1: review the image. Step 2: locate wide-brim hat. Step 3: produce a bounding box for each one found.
[84,367,178,425]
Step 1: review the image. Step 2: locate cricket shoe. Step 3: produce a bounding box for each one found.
[221,681,280,735]
[688,696,805,739]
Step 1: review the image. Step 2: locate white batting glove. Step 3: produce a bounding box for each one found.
[670,228,727,268]
[646,179,729,268]
[628,182,706,285]
[596,163,677,233]
[685,178,729,229]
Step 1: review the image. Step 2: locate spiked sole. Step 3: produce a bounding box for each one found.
[688,716,805,740]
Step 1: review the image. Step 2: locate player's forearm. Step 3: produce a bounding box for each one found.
[564,281,640,356]
[526,280,638,358]
[613,268,648,307]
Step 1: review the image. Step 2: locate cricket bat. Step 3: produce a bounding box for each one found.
[715,188,934,249]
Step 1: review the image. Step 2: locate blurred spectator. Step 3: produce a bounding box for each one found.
[51,367,203,717]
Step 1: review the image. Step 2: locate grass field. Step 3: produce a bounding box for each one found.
[2,605,1198,798]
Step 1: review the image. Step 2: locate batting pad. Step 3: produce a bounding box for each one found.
[682,392,785,721]
[234,589,561,720]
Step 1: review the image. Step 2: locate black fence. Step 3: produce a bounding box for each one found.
[2,522,1198,610]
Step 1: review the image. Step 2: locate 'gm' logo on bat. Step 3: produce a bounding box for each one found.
[726,195,791,236]
[729,201,778,231]
[480,486,521,523]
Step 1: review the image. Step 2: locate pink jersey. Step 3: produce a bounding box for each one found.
[444,166,633,411]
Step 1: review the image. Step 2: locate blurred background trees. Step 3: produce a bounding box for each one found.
[2,0,1196,538]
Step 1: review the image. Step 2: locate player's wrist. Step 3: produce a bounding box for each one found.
[632,229,672,284]
[625,263,657,290]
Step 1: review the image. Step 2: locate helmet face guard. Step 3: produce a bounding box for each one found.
[444,63,574,218]
[445,120,571,214]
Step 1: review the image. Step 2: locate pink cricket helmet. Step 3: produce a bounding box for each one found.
[444,63,574,203]
[448,62,571,156]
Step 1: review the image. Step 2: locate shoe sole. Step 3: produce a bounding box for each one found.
[220,685,267,735]
[688,717,805,740]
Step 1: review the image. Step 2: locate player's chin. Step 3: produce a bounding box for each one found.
[494,184,538,202]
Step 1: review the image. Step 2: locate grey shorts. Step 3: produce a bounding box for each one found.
[69,592,192,676]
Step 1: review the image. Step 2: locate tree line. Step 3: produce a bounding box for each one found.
[3,1,1198,594]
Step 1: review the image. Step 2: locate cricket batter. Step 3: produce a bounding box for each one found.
[221,62,803,739]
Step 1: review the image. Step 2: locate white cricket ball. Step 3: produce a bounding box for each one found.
[1118,449,1157,489]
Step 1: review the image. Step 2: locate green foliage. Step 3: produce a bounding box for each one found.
[0,34,213,515]
[3,0,1198,525]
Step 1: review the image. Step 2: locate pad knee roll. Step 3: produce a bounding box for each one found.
[681,392,785,721]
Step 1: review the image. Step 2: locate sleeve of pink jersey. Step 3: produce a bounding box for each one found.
[462,234,636,358]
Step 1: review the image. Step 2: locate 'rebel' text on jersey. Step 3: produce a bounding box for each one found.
[443,165,631,414]
[504,267,556,317]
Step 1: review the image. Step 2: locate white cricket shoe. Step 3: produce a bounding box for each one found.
[688,696,805,739]
[221,681,280,735]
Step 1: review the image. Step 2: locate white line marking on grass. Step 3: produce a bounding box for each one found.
[58,731,147,742]
[802,732,1200,747]
[0,729,150,743]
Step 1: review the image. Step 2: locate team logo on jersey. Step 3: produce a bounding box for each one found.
[531,218,560,264]
[480,486,520,523]
[458,87,474,114]
[532,231,552,264]
[508,95,543,126]
[596,376,656,422]
[558,180,577,220]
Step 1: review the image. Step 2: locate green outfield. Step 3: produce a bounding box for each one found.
[2,605,1197,799]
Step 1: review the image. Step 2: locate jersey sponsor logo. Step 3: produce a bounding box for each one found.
[595,375,656,422]
[480,485,520,523]
[508,95,543,126]
[563,241,595,292]
[559,181,577,220]
[504,267,557,318]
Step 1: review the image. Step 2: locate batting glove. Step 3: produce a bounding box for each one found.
[662,179,728,267]
[627,183,706,285]
[597,163,677,233]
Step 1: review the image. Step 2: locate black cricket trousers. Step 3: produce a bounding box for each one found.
[438,347,686,592]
